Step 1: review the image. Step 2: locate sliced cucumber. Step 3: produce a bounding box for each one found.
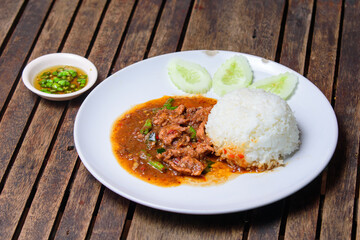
[167,58,212,94]
[213,55,253,96]
[250,72,298,99]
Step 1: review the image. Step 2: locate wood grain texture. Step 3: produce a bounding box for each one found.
[305,0,342,99]
[0,0,107,238]
[284,178,321,240]
[89,188,129,240]
[248,201,284,240]
[61,0,107,54]
[128,205,245,240]
[0,100,63,239]
[54,163,102,240]
[148,0,192,57]
[0,0,24,49]
[284,1,342,239]
[17,102,80,240]
[88,0,136,82]
[280,0,314,73]
[320,0,360,239]
[182,0,285,59]
[112,0,164,71]
[0,0,52,113]
[0,0,80,191]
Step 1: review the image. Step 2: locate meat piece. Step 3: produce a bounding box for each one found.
[165,156,206,176]
[196,122,206,142]
[175,104,186,115]
[158,124,187,145]
[195,143,214,156]
[174,135,191,147]
[153,110,170,126]
[157,147,199,161]
[153,107,189,126]
[188,107,212,124]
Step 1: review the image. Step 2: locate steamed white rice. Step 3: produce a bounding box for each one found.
[205,88,300,170]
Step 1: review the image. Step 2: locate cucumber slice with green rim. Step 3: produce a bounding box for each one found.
[213,55,253,96]
[250,72,298,99]
[167,58,212,94]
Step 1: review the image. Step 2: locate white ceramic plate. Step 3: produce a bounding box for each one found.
[74,50,338,214]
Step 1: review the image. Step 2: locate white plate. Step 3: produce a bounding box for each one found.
[74,50,338,214]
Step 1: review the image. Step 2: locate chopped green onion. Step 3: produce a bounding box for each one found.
[202,160,215,174]
[139,150,152,160]
[162,98,178,110]
[140,119,152,134]
[148,160,165,172]
[189,126,197,140]
[156,148,165,154]
[139,150,165,172]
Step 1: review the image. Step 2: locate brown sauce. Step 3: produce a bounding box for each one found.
[111,96,249,187]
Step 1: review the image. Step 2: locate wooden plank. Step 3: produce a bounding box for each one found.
[54,163,102,240]
[128,205,245,240]
[0,0,79,191]
[0,0,107,238]
[0,0,25,49]
[248,201,284,240]
[284,178,321,240]
[284,1,342,239]
[61,0,107,55]
[53,0,163,239]
[89,188,129,240]
[0,0,52,113]
[128,0,285,239]
[280,0,314,73]
[182,0,285,59]
[112,0,163,71]
[0,0,54,180]
[320,0,360,239]
[305,0,342,100]
[0,101,63,240]
[16,101,80,240]
[148,0,192,57]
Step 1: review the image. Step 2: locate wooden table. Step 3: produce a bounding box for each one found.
[0,0,358,239]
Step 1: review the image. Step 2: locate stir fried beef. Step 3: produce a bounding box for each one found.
[158,124,188,145]
[138,102,214,176]
[165,156,205,176]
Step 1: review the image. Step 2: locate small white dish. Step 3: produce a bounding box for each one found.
[22,53,98,101]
